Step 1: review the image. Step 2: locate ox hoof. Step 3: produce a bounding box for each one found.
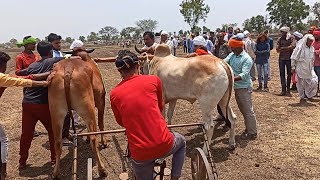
[228,144,236,151]
[100,143,111,149]
[99,168,108,177]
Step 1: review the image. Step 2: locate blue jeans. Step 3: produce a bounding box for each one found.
[256,63,269,88]
[131,132,186,179]
[279,60,292,92]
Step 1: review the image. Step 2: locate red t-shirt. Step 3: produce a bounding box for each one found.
[110,75,174,161]
[15,51,40,75]
[313,41,320,67]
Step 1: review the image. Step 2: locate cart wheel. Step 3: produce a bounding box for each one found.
[191,148,215,180]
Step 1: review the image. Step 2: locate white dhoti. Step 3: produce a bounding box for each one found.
[297,72,318,99]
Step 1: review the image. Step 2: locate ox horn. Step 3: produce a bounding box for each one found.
[135,45,143,54]
[62,50,74,54]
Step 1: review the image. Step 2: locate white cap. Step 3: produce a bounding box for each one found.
[70,39,84,50]
[193,36,206,46]
[161,31,169,36]
[293,31,303,39]
[243,30,250,36]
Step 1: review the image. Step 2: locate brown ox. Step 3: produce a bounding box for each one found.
[48,50,107,178]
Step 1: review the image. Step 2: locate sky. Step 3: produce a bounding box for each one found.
[0,0,317,43]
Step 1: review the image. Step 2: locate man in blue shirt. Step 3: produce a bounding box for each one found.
[47,33,63,58]
[224,38,258,140]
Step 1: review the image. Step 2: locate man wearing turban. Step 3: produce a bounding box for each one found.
[313,30,320,96]
[276,26,296,96]
[224,38,257,140]
[291,34,318,103]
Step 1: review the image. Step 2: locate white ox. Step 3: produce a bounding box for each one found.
[141,44,237,150]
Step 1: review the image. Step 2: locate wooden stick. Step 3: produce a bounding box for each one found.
[93,55,154,63]
[76,122,203,137]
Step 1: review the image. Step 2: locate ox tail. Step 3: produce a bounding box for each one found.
[135,45,143,54]
[64,62,76,134]
[218,60,234,128]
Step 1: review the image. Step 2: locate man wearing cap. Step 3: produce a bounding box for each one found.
[276,26,296,96]
[291,31,304,90]
[15,36,41,76]
[160,31,174,54]
[190,36,212,56]
[224,38,257,140]
[313,30,320,96]
[291,34,318,103]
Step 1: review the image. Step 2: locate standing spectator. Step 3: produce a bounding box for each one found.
[187,34,195,54]
[0,51,52,178]
[160,31,174,54]
[183,37,188,53]
[255,33,271,92]
[19,41,65,169]
[291,32,304,90]
[243,31,257,81]
[172,36,179,56]
[209,31,216,44]
[264,30,274,80]
[215,32,229,58]
[15,36,40,76]
[224,27,235,42]
[224,38,257,140]
[291,34,318,103]
[47,33,63,58]
[15,36,41,138]
[203,35,214,53]
[276,26,296,96]
[312,30,320,96]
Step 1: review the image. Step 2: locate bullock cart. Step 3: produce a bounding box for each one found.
[72,123,218,180]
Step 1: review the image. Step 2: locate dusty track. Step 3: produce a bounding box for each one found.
[0,46,319,179]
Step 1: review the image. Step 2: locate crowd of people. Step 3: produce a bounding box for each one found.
[0,24,319,179]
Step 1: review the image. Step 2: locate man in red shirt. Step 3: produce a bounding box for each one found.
[110,50,186,180]
[15,36,41,76]
[313,30,320,96]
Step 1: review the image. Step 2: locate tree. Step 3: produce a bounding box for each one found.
[243,15,266,33]
[266,0,310,28]
[135,19,158,33]
[178,29,184,36]
[295,22,308,31]
[221,23,237,32]
[313,2,320,19]
[79,36,86,42]
[9,38,17,44]
[193,26,202,34]
[65,37,74,43]
[133,28,142,39]
[120,27,136,39]
[99,26,119,42]
[202,26,210,33]
[180,0,210,31]
[87,32,99,42]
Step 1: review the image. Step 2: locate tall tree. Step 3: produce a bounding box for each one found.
[99,26,119,42]
[87,32,100,42]
[65,37,74,44]
[9,38,17,44]
[202,26,211,33]
[313,2,320,19]
[79,36,86,42]
[135,19,158,33]
[180,0,210,31]
[120,27,136,39]
[266,0,310,28]
[221,23,237,32]
[178,29,184,36]
[243,15,266,33]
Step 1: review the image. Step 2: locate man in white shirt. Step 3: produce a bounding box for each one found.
[160,31,174,54]
[291,34,318,103]
[172,36,179,56]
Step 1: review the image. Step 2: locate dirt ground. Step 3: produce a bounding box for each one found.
[0,46,320,180]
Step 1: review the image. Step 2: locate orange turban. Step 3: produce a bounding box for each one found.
[228,38,244,48]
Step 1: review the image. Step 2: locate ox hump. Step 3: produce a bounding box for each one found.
[154,44,171,57]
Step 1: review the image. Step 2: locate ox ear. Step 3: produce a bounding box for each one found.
[85,49,95,54]
[62,50,74,54]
